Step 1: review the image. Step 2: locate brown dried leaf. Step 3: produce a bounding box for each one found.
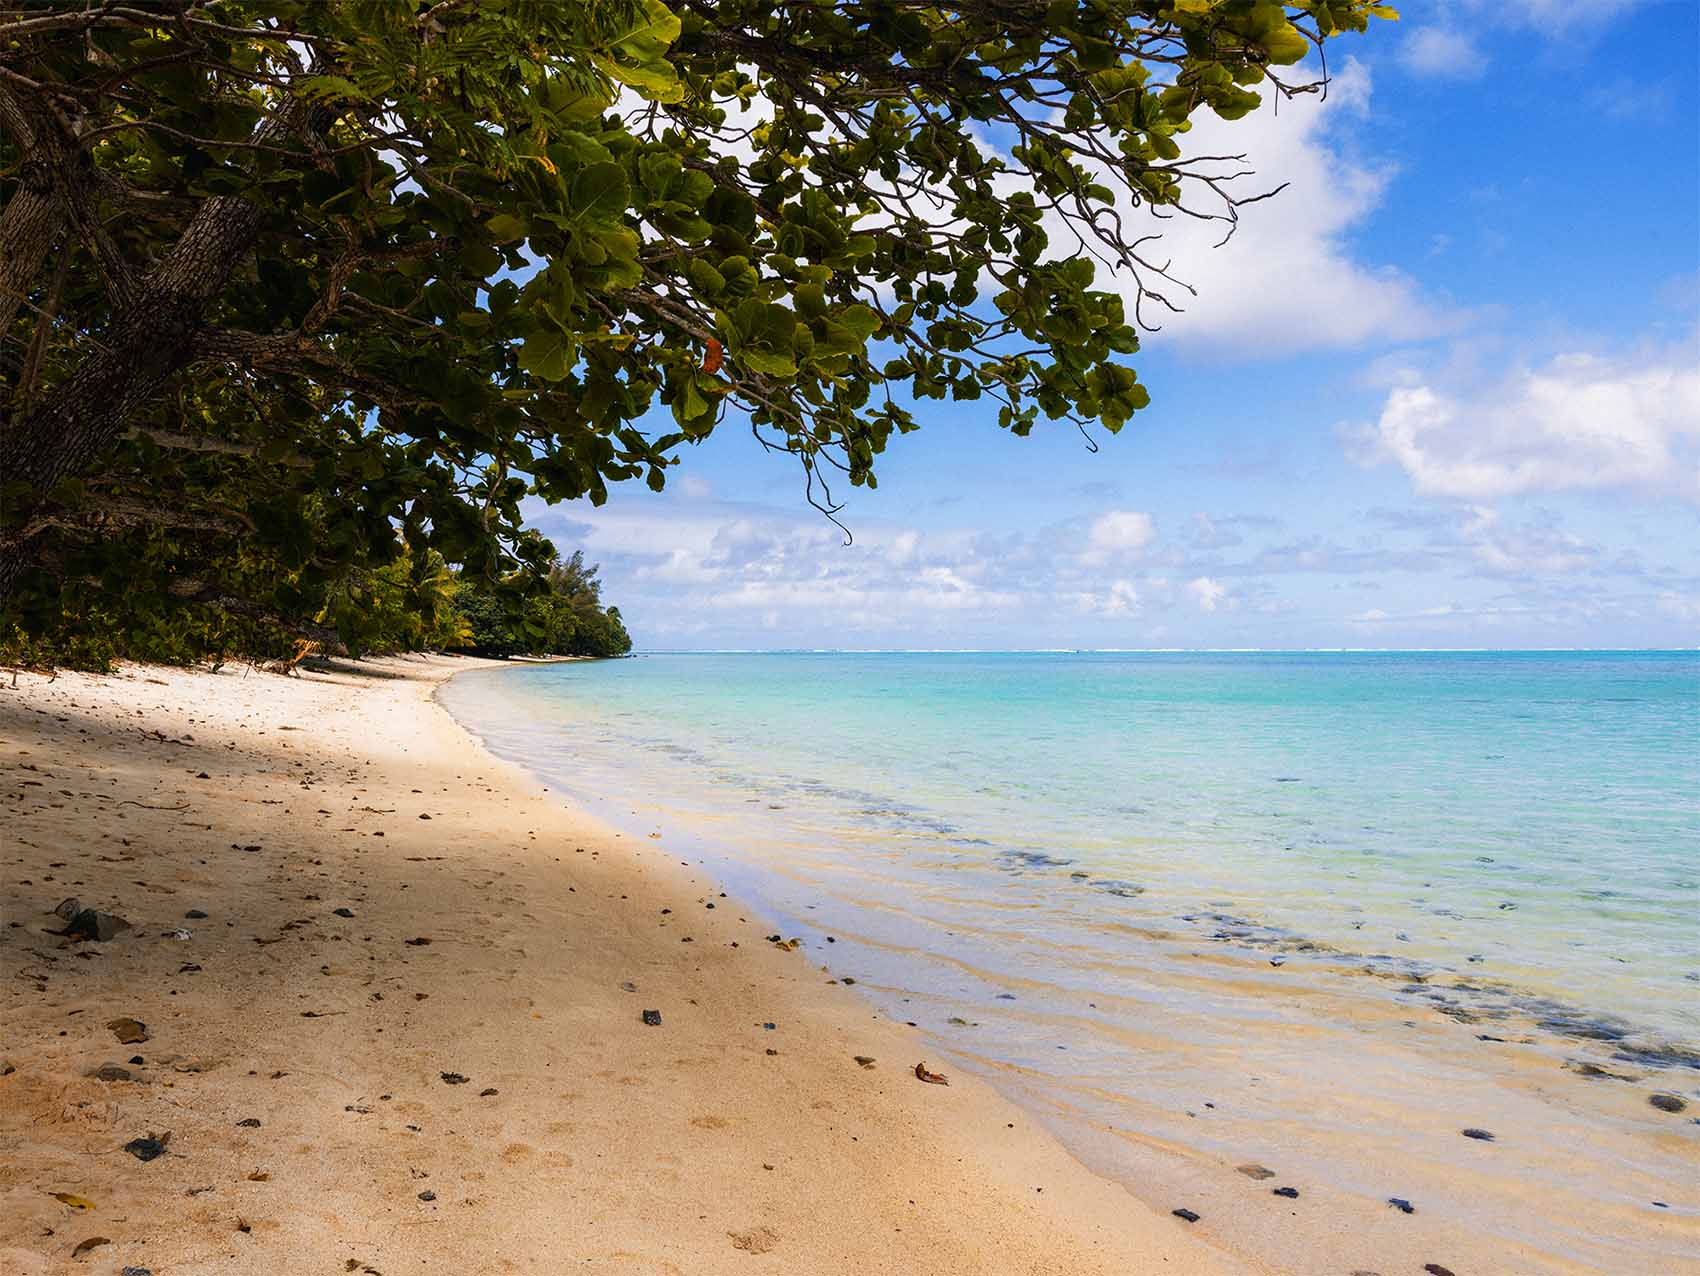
[51,1192,95,1210]
[106,1017,148,1044]
[913,1061,949,1085]
[72,1235,111,1259]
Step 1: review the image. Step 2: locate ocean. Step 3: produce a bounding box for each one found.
[440,650,1700,1273]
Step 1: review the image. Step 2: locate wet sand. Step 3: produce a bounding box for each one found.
[0,655,1236,1275]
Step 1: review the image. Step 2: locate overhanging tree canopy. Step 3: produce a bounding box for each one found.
[0,0,1394,644]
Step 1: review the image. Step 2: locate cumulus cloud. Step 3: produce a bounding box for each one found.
[1353,344,1700,501]
[1069,580,1142,616]
[1065,60,1435,354]
[1186,577,1229,611]
[1081,510,1156,562]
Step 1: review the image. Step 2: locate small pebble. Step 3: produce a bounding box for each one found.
[1171,1208,1200,1223]
[236,1118,261,1128]
[333,908,355,918]
[440,1072,469,1085]
[124,1136,166,1162]
[1461,1127,1495,1141]
[1272,1186,1299,1199]
[479,1088,498,1097]
[1424,1266,1457,1276]
[1649,1094,1687,1113]
[642,1009,662,1027]
[1388,1197,1415,1214]
[418,1190,436,1201]
[184,909,208,920]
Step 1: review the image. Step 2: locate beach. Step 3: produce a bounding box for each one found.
[0,655,1235,1275]
[439,651,1700,1276]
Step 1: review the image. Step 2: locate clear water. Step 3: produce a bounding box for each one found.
[440,651,1700,1272]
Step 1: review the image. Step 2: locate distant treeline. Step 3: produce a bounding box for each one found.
[0,548,631,671]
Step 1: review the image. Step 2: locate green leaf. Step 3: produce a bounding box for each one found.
[569,162,630,225]
[519,329,575,381]
[486,213,529,243]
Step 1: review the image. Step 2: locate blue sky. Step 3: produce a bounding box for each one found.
[527,1,1700,650]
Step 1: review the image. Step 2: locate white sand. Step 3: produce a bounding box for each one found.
[0,655,1243,1275]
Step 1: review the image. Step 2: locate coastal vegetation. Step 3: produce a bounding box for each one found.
[0,0,1392,665]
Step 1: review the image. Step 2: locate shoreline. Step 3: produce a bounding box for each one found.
[436,654,1700,1276]
[0,654,1235,1275]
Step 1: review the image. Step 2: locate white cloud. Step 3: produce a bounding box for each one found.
[1081,510,1156,562]
[1187,577,1228,611]
[1401,27,1487,79]
[1355,344,1700,501]
[1070,580,1142,616]
[1068,60,1435,354]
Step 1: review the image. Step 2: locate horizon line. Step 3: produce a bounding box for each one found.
[622,647,1699,655]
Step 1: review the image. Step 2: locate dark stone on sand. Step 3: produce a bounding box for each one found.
[1272,1187,1299,1198]
[1171,1208,1200,1223]
[124,1136,166,1162]
[1649,1093,1687,1113]
[185,909,208,920]
[480,1088,498,1097]
[418,1190,436,1201]
[91,1065,132,1082]
[66,908,132,942]
[642,1009,662,1026]
[1388,1197,1415,1214]
[440,1072,469,1085]
[1423,1266,1456,1276]
[405,936,431,946]
[1461,1127,1495,1141]
[129,1056,144,1065]
[333,908,355,918]
[122,1268,153,1275]
[237,1118,261,1128]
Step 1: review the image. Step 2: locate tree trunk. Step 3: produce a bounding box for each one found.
[0,192,265,607]
[0,73,325,610]
[0,85,64,337]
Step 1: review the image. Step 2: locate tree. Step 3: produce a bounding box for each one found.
[0,0,1394,643]
[450,551,631,658]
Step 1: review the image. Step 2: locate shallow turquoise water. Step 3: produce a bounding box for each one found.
[444,650,1699,1050]
[441,651,1700,1271]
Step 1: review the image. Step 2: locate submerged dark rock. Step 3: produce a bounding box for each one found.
[1648,1093,1687,1113]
